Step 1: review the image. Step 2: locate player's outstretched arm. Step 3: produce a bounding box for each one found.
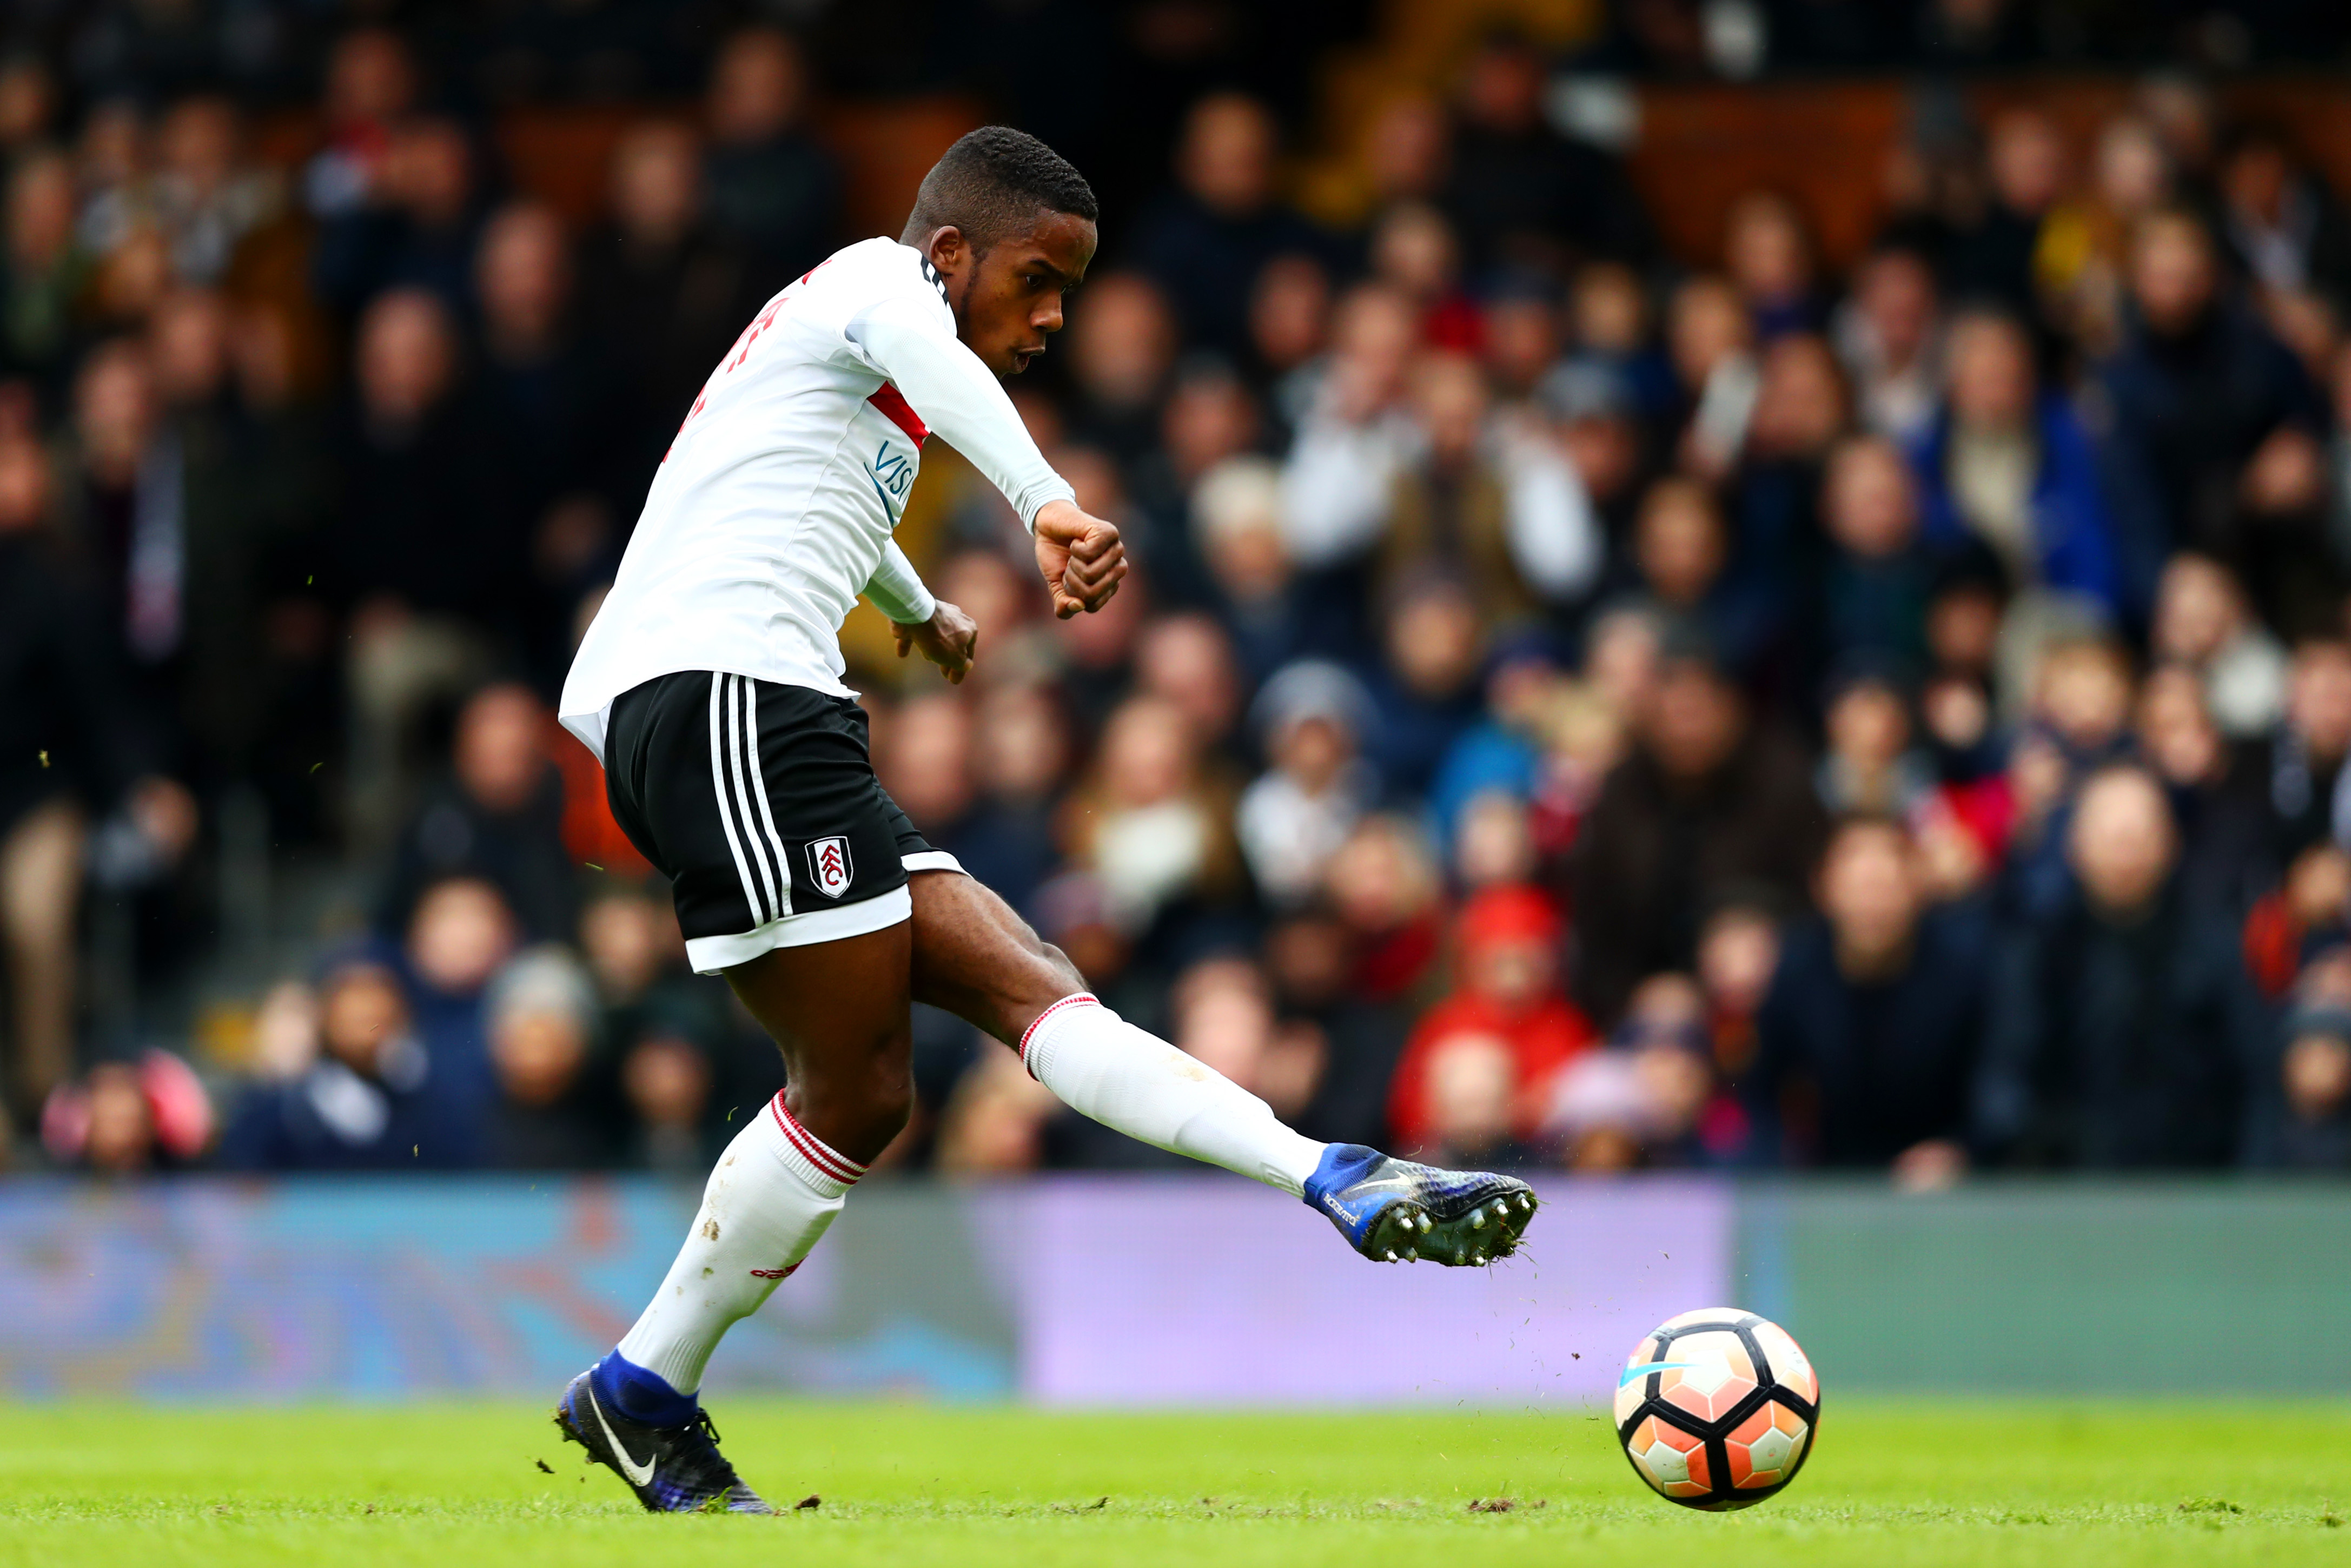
[863,538,978,683]
[1034,499,1127,619]
[894,599,979,684]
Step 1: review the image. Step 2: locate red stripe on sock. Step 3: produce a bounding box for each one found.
[777,1111,862,1184]
[767,1094,864,1184]
[778,1112,862,1185]
[1017,993,1100,1079]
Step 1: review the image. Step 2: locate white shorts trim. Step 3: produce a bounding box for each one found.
[685,883,912,974]
[901,850,965,876]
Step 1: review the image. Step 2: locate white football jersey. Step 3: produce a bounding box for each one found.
[559,236,1074,762]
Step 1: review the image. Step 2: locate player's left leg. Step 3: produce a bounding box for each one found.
[557,671,920,1511]
[906,870,1538,1264]
[558,918,912,1514]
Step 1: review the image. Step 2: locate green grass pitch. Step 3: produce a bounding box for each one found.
[1,1401,2344,1567]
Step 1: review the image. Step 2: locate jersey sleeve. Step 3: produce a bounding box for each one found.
[863,538,937,625]
[843,260,1075,532]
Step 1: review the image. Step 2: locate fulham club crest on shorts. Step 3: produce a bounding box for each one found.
[806,836,854,898]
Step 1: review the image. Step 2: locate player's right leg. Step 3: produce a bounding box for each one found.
[905,867,1538,1265]
[555,671,917,1512]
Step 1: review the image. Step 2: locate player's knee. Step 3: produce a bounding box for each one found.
[988,901,1084,999]
[1001,940,1089,1044]
[871,1056,916,1133]
[837,1046,913,1162]
[790,1025,914,1164]
[1031,939,1087,1000]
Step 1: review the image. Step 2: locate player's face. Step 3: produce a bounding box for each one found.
[938,211,1096,378]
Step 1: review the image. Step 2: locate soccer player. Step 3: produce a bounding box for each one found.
[552,127,1538,1511]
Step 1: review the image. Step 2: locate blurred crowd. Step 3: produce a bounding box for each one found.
[6,8,2351,1182]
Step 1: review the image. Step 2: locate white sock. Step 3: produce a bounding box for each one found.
[1020,993,1327,1195]
[614,1091,864,1395]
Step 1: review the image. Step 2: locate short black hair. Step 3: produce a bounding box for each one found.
[900,126,1097,253]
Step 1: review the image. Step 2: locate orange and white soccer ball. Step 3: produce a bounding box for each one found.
[1614,1307,1820,1510]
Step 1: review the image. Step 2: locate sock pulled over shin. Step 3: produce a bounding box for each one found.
[601,1093,865,1417]
[1020,993,1325,1195]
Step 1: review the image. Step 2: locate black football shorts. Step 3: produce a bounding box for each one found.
[602,670,963,974]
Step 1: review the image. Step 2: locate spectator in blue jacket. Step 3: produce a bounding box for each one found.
[1973,765,2269,1168]
[1911,307,2123,621]
[310,115,488,322]
[1747,815,1990,1176]
[1813,432,1938,682]
[2242,949,2351,1169]
[2092,209,2324,608]
[1130,94,1332,360]
[217,949,467,1170]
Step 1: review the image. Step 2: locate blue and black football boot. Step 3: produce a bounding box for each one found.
[1303,1143,1537,1266]
[555,1366,773,1513]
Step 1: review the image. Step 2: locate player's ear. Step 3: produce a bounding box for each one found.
[925,225,969,277]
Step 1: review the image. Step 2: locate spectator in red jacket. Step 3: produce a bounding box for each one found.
[1386,883,1594,1152]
